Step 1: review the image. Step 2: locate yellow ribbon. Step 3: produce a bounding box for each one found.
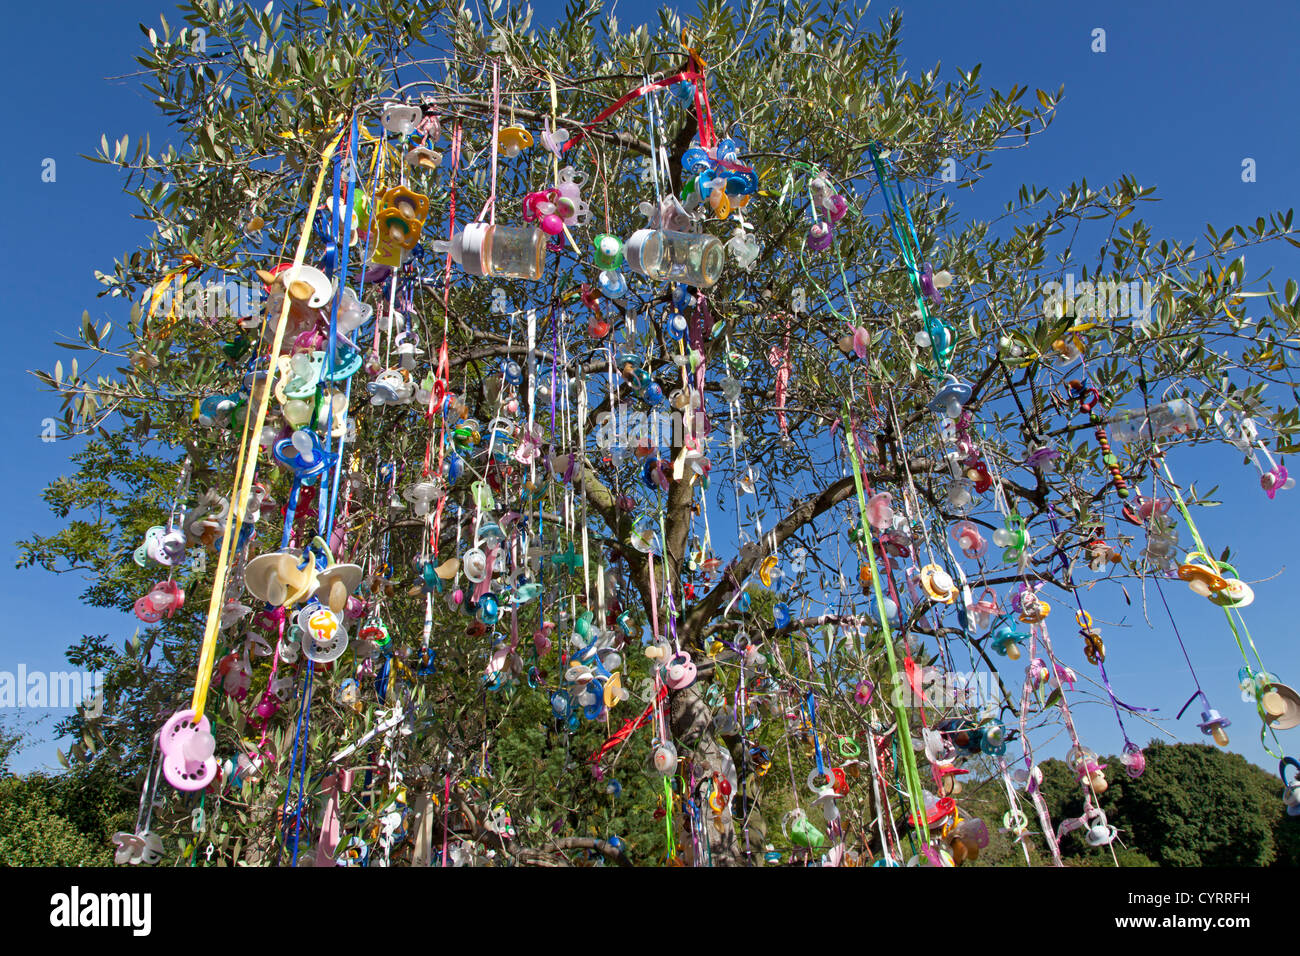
[147,255,198,339]
[190,128,346,720]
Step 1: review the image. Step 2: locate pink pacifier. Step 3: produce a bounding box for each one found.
[865,491,894,530]
[664,651,698,690]
[134,580,185,623]
[159,709,218,791]
[951,520,987,559]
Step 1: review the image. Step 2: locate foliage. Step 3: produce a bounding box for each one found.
[17,0,1300,865]
[0,718,135,866]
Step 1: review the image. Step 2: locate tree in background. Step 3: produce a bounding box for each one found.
[1038,741,1293,867]
[0,715,135,866]
[16,0,1300,865]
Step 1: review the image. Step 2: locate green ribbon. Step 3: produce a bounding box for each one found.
[842,399,932,845]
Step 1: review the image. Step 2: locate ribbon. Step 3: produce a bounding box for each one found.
[190,124,346,722]
[841,403,932,844]
[866,143,955,373]
[768,316,792,438]
[589,684,669,764]
[562,70,704,154]
[146,256,198,339]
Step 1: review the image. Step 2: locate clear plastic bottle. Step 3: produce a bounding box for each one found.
[449,222,546,280]
[1109,399,1197,443]
[625,228,724,288]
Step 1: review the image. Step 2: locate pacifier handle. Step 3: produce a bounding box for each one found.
[1280,757,1300,786]
[265,569,288,608]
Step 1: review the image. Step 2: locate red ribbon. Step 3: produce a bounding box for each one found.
[562,70,705,154]
[589,684,669,764]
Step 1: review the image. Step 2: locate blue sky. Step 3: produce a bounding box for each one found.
[1,0,1297,780]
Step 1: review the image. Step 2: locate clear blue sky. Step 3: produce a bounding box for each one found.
[2,0,1297,779]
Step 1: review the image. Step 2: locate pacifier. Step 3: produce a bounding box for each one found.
[928,375,972,419]
[837,325,871,360]
[1133,495,1170,521]
[280,264,333,309]
[809,173,849,223]
[966,588,1000,632]
[244,549,319,607]
[554,167,589,223]
[947,818,989,864]
[144,526,188,567]
[651,741,678,776]
[919,564,958,603]
[1205,562,1254,608]
[273,428,333,481]
[394,331,425,370]
[990,618,1028,660]
[1002,808,1029,838]
[1016,586,1051,623]
[540,118,569,155]
[275,350,326,403]
[663,652,698,690]
[402,479,442,516]
[182,491,229,548]
[134,580,185,623]
[299,604,350,664]
[1261,463,1294,499]
[806,220,833,252]
[1197,707,1232,746]
[1068,745,1108,794]
[368,368,415,405]
[378,185,429,245]
[865,491,894,530]
[112,830,165,866]
[315,560,363,616]
[497,125,533,157]
[217,649,251,698]
[523,188,566,236]
[461,547,489,583]
[1177,552,1228,598]
[993,514,1031,563]
[783,808,827,851]
[592,233,625,274]
[943,478,978,516]
[1280,758,1300,815]
[196,393,240,429]
[918,262,954,308]
[980,721,1008,757]
[1083,808,1117,847]
[381,102,421,135]
[1260,681,1300,730]
[726,223,760,269]
[159,709,218,791]
[1023,444,1060,472]
[1121,742,1146,778]
[333,286,373,337]
[951,520,987,559]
